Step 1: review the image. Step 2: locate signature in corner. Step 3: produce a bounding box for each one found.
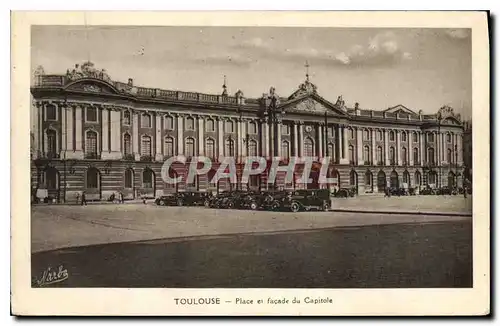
[34,265,69,287]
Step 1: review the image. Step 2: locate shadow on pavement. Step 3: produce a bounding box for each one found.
[32,220,472,288]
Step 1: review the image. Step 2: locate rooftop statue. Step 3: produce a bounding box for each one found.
[66,61,112,83]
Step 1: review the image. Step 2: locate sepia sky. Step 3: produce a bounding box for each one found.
[31,26,472,117]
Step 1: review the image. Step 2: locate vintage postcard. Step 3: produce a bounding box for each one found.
[11,11,489,316]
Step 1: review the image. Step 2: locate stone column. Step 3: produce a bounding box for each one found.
[396,130,401,165]
[420,132,425,165]
[101,107,110,156]
[155,113,163,161]
[276,121,282,158]
[237,119,243,162]
[384,129,389,165]
[177,115,184,155]
[409,131,414,166]
[339,125,349,164]
[65,105,74,153]
[241,120,247,157]
[371,129,376,165]
[262,119,269,158]
[198,116,204,157]
[132,112,140,160]
[356,127,363,165]
[457,133,463,165]
[298,123,304,157]
[318,124,323,158]
[293,123,298,157]
[110,109,121,158]
[61,104,66,154]
[337,125,343,163]
[218,118,224,158]
[74,105,84,158]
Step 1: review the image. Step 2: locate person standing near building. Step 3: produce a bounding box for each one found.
[81,191,87,206]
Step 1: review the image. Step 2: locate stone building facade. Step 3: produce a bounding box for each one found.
[31,62,466,201]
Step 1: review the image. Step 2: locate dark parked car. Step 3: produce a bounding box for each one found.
[155,192,210,206]
[282,189,331,212]
[333,187,355,198]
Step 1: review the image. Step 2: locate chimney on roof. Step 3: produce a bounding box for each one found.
[128,78,133,86]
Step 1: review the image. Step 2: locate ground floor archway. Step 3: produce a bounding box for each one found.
[364,170,373,192]
[390,171,399,188]
[377,170,386,193]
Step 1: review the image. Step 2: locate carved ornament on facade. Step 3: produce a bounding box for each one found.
[66,61,112,84]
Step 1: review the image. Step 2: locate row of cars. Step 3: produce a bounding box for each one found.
[155,189,333,212]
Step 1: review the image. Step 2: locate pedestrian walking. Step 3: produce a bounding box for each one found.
[76,192,80,205]
[119,192,124,204]
[81,191,87,206]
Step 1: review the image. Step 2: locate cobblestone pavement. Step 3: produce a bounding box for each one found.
[32,196,472,253]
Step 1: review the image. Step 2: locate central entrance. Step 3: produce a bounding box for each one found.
[377,170,386,193]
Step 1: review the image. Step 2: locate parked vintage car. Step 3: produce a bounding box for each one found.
[155,192,211,206]
[333,187,355,198]
[282,189,331,212]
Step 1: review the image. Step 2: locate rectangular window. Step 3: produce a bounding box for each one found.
[46,104,57,121]
[281,124,290,135]
[165,116,174,130]
[86,107,98,122]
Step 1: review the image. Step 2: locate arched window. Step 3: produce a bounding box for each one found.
[141,113,152,128]
[141,135,152,157]
[348,145,355,163]
[248,121,257,134]
[165,116,174,130]
[85,130,98,157]
[206,118,215,132]
[281,141,290,159]
[428,171,437,185]
[124,169,133,189]
[389,130,395,141]
[205,138,215,158]
[377,130,383,141]
[164,137,174,157]
[45,167,58,190]
[428,133,435,143]
[46,129,57,155]
[415,171,421,185]
[185,116,195,130]
[428,147,435,164]
[389,146,395,165]
[349,128,354,139]
[304,137,314,157]
[447,148,452,163]
[402,147,407,165]
[123,133,131,156]
[225,138,235,156]
[327,143,335,158]
[185,137,195,157]
[248,139,258,156]
[401,131,407,142]
[123,111,131,125]
[364,129,370,141]
[363,145,370,163]
[365,171,372,186]
[390,171,399,188]
[412,132,418,143]
[225,120,234,133]
[142,168,154,189]
[403,170,410,185]
[376,146,383,165]
[86,167,99,189]
[349,170,357,186]
[413,147,419,164]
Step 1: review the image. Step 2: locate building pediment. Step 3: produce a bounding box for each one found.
[279,93,348,116]
[384,104,418,116]
[64,79,119,95]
